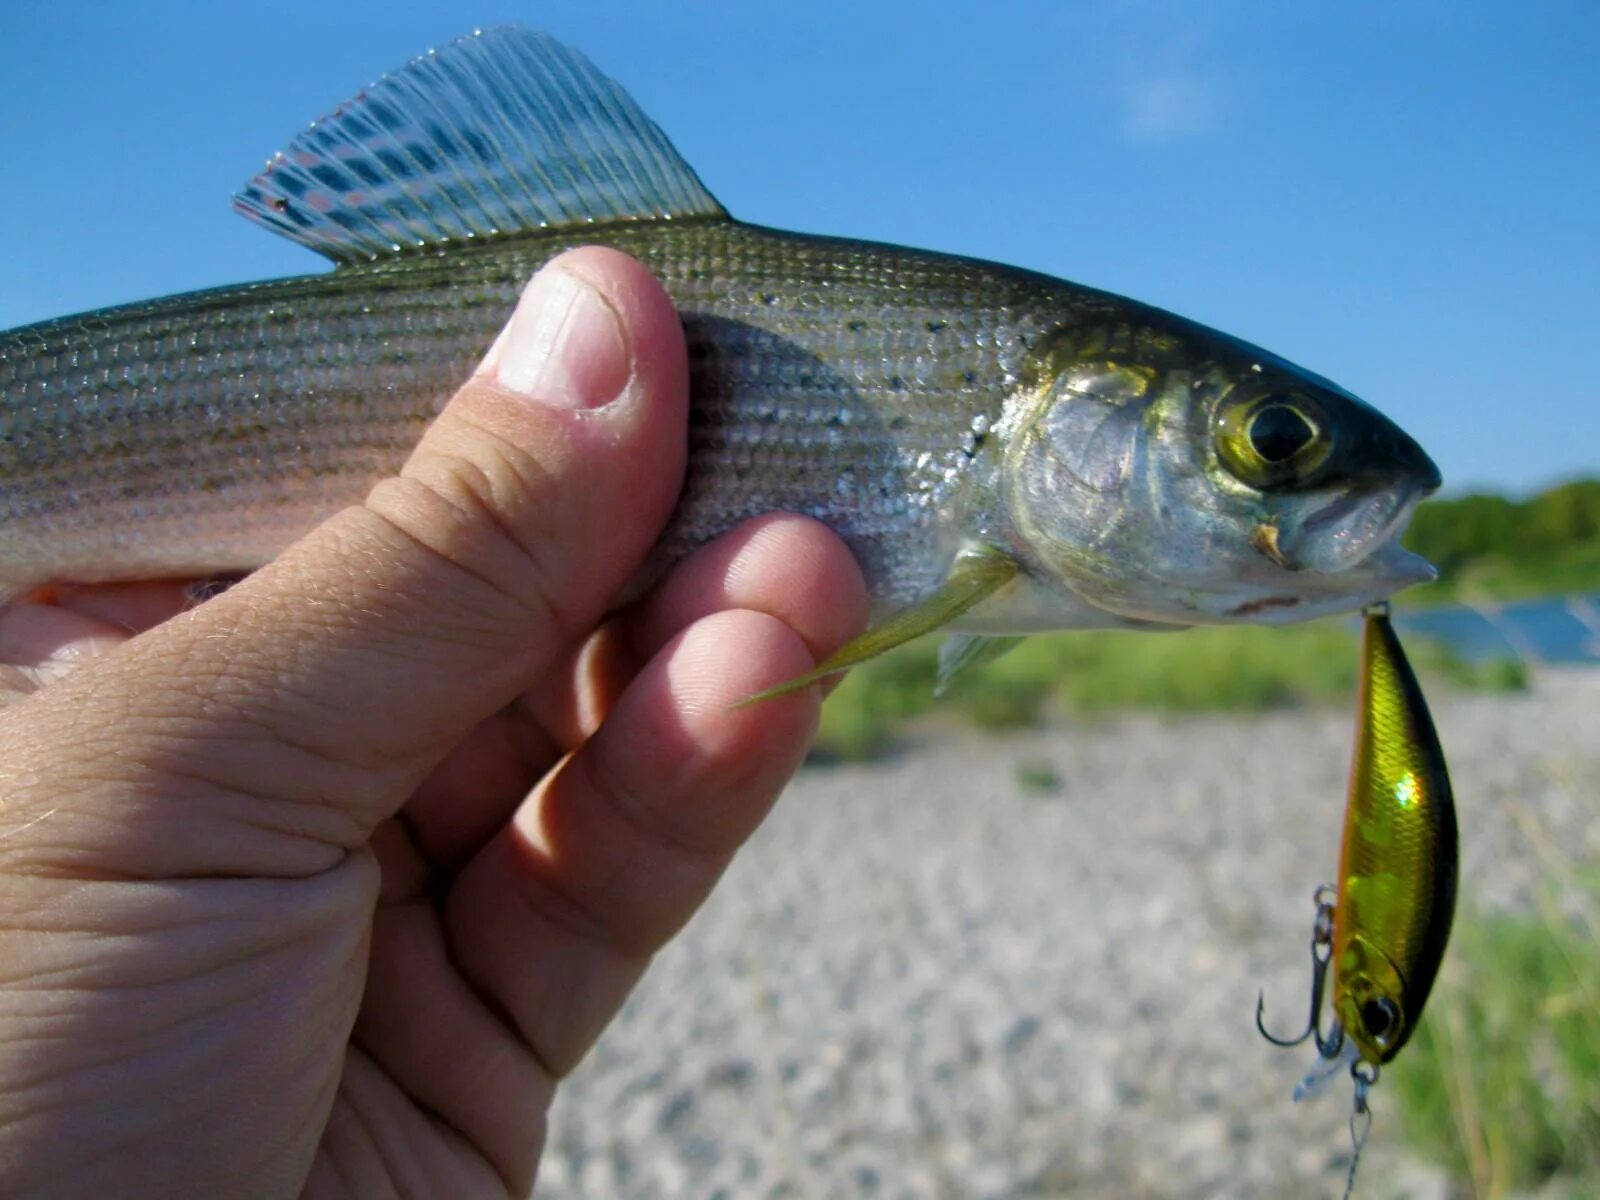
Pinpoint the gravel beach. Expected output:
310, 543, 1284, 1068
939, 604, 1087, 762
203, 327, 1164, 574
537, 668, 1599, 1199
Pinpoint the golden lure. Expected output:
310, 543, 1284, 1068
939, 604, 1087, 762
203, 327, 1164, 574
1257, 605, 1458, 1196
1333, 607, 1459, 1062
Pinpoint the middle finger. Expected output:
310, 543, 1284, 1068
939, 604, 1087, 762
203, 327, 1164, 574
396, 513, 866, 872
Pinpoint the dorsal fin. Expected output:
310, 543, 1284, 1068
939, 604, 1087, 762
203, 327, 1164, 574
232, 27, 726, 264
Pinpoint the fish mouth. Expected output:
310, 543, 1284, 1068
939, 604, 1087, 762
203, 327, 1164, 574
1285, 486, 1429, 576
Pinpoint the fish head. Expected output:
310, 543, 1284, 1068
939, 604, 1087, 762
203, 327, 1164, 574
1001, 315, 1441, 625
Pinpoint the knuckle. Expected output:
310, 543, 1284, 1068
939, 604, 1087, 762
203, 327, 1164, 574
361, 422, 581, 642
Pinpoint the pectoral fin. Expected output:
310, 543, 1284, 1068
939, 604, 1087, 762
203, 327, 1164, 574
739, 549, 1020, 705
935, 634, 1026, 696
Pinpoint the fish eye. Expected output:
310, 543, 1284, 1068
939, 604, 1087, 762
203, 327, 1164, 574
1249, 400, 1317, 463
1214, 390, 1332, 489
1360, 997, 1401, 1046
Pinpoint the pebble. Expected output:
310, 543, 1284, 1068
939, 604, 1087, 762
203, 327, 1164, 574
537, 668, 1599, 1198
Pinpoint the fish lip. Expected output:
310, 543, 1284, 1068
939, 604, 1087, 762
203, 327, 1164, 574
1357, 539, 1438, 588
1289, 486, 1423, 575
1246, 539, 1435, 623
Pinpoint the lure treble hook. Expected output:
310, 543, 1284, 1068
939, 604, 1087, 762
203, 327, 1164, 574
1255, 885, 1344, 1057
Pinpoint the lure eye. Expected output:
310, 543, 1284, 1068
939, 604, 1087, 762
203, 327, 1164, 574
1215, 391, 1332, 489
1360, 997, 1402, 1047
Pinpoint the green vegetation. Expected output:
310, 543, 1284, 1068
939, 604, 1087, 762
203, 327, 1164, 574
1012, 757, 1063, 794
1404, 478, 1600, 603
1390, 814, 1600, 1198
812, 619, 1524, 761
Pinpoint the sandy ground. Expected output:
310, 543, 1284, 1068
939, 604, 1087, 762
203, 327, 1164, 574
534, 668, 1600, 1199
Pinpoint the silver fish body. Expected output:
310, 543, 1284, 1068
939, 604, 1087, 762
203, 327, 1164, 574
0, 28, 1441, 643
1, 221, 1081, 611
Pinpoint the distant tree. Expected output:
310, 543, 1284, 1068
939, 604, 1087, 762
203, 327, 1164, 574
1404, 493, 1519, 570
1522, 480, 1600, 546
1402, 478, 1600, 594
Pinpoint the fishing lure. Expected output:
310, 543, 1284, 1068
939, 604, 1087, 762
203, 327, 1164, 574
1257, 603, 1458, 1198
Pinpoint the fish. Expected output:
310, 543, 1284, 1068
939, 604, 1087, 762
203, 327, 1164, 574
0, 27, 1442, 685
1256, 603, 1459, 1199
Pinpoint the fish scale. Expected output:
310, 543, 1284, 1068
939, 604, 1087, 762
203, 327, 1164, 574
1, 219, 1042, 606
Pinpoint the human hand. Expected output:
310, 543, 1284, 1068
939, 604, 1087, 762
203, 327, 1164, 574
0, 248, 867, 1198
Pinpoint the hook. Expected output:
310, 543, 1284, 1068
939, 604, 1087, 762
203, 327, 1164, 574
1256, 886, 1340, 1053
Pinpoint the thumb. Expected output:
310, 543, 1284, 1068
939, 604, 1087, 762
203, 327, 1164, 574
0, 246, 688, 878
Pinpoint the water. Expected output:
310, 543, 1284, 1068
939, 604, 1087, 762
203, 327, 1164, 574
1394, 593, 1600, 665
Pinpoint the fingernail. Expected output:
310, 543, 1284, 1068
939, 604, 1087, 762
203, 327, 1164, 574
480, 264, 630, 409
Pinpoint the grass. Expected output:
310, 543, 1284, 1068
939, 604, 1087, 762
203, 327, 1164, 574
811, 618, 1527, 761
1011, 757, 1063, 794
1389, 806, 1600, 1198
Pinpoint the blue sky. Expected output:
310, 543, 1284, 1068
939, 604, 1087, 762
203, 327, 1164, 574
2, 1, 1595, 494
